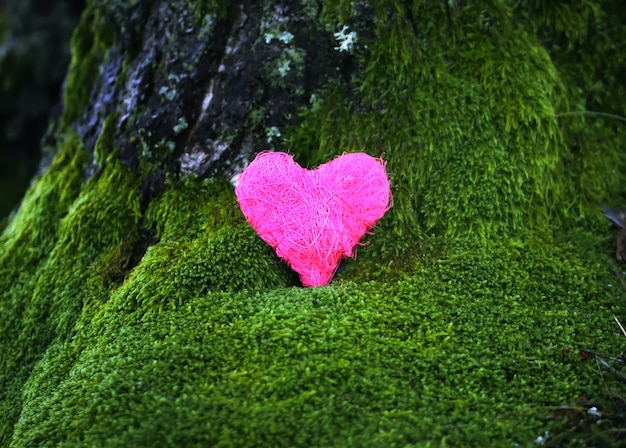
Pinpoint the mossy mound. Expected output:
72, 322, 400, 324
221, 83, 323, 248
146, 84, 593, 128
1, 138, 624, 446
2, 0, 626, 446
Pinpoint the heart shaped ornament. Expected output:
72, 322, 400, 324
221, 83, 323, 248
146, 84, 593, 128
235, 152, 392, 286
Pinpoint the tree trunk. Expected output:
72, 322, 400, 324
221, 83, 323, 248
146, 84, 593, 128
2, 0, 626, 446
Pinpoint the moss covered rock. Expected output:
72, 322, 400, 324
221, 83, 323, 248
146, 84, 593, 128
2, 0, 626, 446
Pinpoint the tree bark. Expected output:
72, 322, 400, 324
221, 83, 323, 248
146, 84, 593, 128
54, 0, 346, 189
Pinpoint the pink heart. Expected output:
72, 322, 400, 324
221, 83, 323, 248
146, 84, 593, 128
235, 152, 392, 286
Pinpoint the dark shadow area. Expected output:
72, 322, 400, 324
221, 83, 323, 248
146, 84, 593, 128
0, 0, 85, 218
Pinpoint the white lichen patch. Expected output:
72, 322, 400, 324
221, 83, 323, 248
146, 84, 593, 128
158, 85, 176, 101
173, 117, 188, 135
309, 93, 322, 111
266, 126, 282, 143
264, 30, 294, 45
277, 59, 291, 77
534, 431, 549, 446
334, 25, 357, 53
587, 406, 602, 417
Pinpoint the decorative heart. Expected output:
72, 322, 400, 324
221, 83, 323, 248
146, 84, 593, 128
235, 152, 392, 287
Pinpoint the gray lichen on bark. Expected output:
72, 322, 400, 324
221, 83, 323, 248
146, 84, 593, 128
61, 0, 345, 189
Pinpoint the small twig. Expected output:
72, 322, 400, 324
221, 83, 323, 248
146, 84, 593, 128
615, 315, 626, 338
580, 349, 626, 383
581, 349, 625, 364
555, 110, 626, 123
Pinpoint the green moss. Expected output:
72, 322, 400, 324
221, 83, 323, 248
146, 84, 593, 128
142, 176, 295, 301
111, 223, 293, 316
0, 134, 87, 444
6, 233, 624, 446
61, 4, 116, 129
1, 162, 292, 445
0, 131, 141, 443
510, 0, 626, 215
93, 113, 120, 168
290, 0, 626, 245
145, 177, 240, 243
290, 1, 575, 241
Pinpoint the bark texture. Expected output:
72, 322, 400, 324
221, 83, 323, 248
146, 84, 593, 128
57, 0, 345, 188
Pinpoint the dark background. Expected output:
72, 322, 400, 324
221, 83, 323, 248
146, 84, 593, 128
0, 0, 84, 219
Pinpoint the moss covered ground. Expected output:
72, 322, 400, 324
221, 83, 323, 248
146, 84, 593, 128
2, 0, 626, 446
